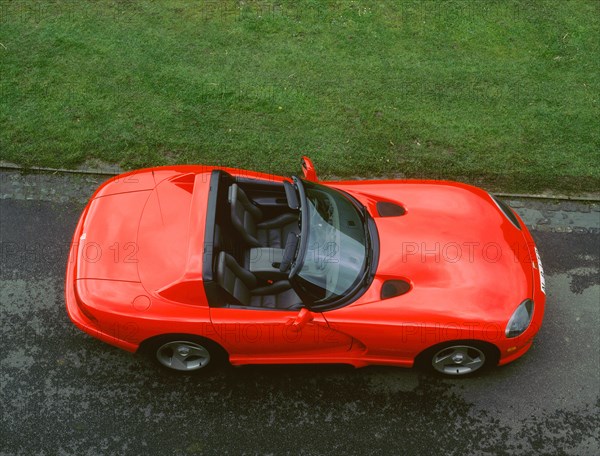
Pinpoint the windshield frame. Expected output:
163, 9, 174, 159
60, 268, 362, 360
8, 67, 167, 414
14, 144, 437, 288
289, 176, 309, 279
289, 177, 379, 311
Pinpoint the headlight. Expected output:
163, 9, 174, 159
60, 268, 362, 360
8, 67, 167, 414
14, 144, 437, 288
490, 194, 521, 230
506, 299, 534, 338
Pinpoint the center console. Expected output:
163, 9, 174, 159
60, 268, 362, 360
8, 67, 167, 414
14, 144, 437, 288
246, 248, 286, 280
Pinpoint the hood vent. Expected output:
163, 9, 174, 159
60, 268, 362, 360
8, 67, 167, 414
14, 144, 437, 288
380, 279, 411, 299
376, 201, 406, 217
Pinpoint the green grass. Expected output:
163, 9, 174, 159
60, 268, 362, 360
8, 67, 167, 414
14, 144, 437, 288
1, 0, 599, 193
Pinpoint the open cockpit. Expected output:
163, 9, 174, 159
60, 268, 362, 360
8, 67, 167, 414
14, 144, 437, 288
202, 169, 376, 312
203, 171, 303, 310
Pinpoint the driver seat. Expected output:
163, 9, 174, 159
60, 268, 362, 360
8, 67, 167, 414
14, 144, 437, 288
216, 252, 302, 310
229, 184, 298, 248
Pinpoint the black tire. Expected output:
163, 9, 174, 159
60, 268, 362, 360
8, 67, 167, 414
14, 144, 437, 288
140, 334, 228, 374
416, 340, 499, 377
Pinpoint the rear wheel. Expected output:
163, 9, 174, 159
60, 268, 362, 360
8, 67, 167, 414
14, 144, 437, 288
142, 335, 227, 374
418, 341, 499, 377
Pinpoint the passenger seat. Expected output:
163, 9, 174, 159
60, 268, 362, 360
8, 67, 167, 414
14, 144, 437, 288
228, 184, 298, 248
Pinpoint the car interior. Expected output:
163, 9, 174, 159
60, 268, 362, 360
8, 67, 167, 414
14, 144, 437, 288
202, 170, 303, 310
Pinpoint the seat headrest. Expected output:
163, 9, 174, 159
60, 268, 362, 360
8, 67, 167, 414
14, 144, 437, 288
216, 251, 258, 289
228, 183, 262, 219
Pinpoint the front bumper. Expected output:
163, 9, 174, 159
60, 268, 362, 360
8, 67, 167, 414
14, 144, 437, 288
496, 218, 546, 366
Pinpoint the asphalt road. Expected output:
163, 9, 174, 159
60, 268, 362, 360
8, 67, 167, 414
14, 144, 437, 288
1, 171, 599, 456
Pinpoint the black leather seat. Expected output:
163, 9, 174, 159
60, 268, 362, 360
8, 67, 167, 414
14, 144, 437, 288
228, 184, 298, 248
216, 252, 302, 310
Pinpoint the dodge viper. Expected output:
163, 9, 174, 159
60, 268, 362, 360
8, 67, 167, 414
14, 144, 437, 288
65, 157, 546, 376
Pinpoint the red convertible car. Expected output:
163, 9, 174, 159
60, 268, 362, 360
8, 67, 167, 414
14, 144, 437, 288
65, 157, 546, 376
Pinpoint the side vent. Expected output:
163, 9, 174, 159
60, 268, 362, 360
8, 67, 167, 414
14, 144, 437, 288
169, 173, 195, 193
376, 201, 406, 217
380, 279, 411, 299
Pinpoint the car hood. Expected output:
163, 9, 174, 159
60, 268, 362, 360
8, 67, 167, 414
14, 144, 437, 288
333, 180, 534, 323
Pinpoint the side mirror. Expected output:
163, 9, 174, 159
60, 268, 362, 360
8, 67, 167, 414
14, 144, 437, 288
286, 308, 314, 328
301, 156, 318, 182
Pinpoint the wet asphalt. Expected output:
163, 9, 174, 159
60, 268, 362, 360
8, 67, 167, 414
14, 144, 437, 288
0, 171, 598, 456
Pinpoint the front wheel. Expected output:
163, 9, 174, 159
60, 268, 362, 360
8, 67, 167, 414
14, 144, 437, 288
143, 335, 227, 373
418, 341, 499, 377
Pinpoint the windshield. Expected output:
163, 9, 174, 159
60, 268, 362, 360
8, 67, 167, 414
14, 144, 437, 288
293, 179, 368, 304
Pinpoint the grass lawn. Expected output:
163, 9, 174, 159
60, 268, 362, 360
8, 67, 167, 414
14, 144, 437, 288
1, 0, 598, 193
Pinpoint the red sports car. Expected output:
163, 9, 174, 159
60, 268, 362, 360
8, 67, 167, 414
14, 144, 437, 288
65, 157, 546, 376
